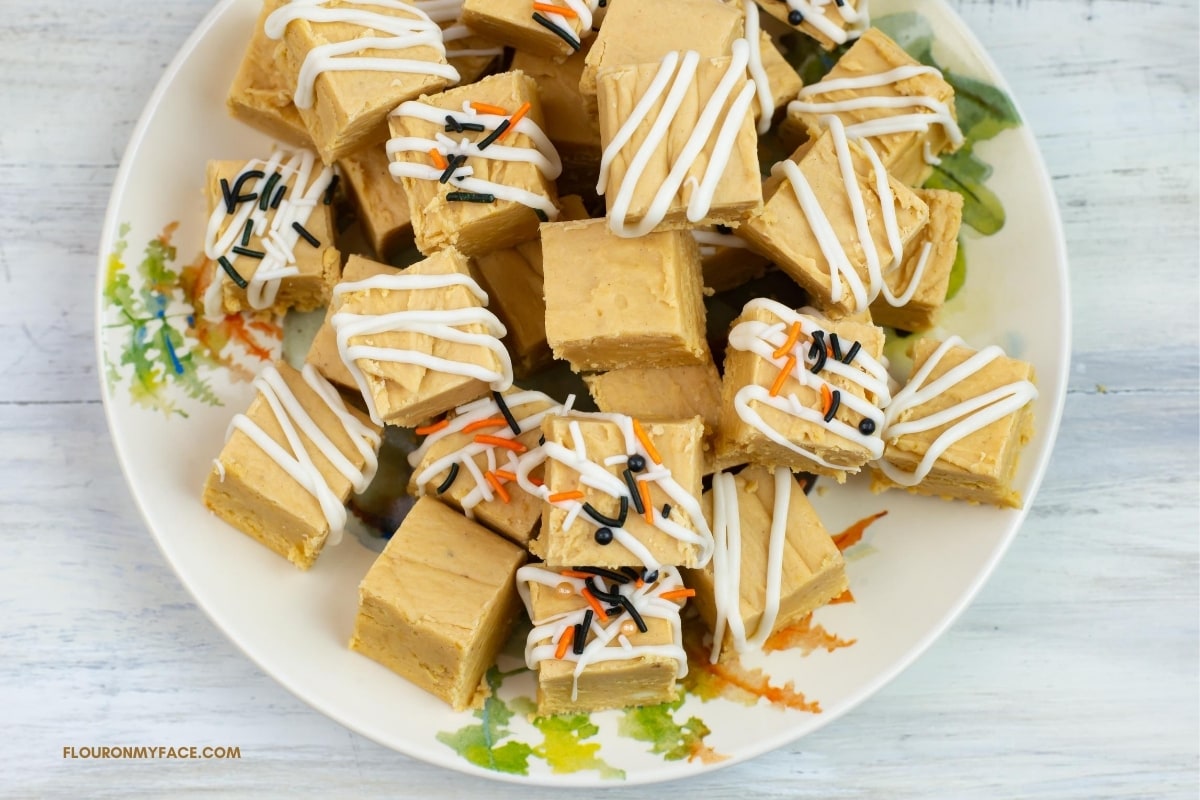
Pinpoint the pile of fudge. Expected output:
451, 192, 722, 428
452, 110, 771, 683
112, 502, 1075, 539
200, 0, 1038, 715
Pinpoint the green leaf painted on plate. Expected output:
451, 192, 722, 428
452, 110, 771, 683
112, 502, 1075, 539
948, 70, 1021, 143
617, 697, 724, 764
530, 713, 625, 779
945, 237, 968, 301
435, 667, 534, 775
925, 149, 1006, 235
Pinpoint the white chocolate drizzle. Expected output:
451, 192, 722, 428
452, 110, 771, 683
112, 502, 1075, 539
876, 336, 1037, 486
330, 271, 514, 425
780, 0, 870, 46
596, 39, 758, 237
221, 363, 381, 545
203, 148, 334, 321
743, 1, 774, 135
264, 0, 459, 110
692, 228, 750, 258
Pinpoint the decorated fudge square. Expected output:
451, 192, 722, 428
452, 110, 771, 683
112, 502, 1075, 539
692, 227, 771, 293
541, 218, 709, 372
872, 337, 1038, 508
687, 465, 847, 657
716, 299, 889, 481
739, 128, 929, 318
584, 360, 723, 473
202, 360, 382, 570
203, 152, 340, 317
350, 496, 526, 710
869, 189, 963, 332
407, 388, 563, 547
226, 0, 313, 147
784, 28, 960, 186
753, 0, 869, 51
461, 0, 598, 60
528, 413, 710, 569
596, 49, 762, 235
337, 144, 414, 261
387, 70, 561, 257
518, 564, 689, 715
329, 249, 513, 427
266, 0, 458, 163
473, 195, 590, 377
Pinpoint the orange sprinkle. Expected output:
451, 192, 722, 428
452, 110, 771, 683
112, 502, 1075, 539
532, 1, 578, 17
639, 481, 654, 525
631, 418, 662, 465
474, 434, 527, 453
772, 321, 803, 359
485, 471, 510, 503
414, 419, 449, 436
470, 101, 508, 116
635, 578, 645, 588
493, 469, 517, 482
428, 148, 448, 170
659, 588, 696, 601
769, 355, 796, 397
820, 383, 833, 416
529, 476, 545, 487
496, 101, 532, 141
580, 588, 609, 622
559, 569, 593, 580
462, 417, 507, 433
554, 625, 575, 659
548, 490, 584, 503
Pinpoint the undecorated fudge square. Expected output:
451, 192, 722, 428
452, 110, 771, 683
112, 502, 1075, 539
754, 0, 867, 51
532, 414, 706, 568
686, 465, 847, 654
869, 188, 963, 332
541, 218, 709, 372
337, 143, 414, 261
203, 360, 382, 570
597, 54, 762, 233
350, 497, 526, 710
270, 0, 455, 163
784, 28, 958, 186
461, 0, 591, 60
872, 338, 1037, 508
329, 249, 509, 426
716, 304, 887, 480
739, 133, 928, 317
205, 158, 340, 316
226, 0, 313, 147
388, 70, 559, 257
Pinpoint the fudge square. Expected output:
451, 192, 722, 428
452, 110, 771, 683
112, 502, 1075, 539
329, 249, 513, 427
715, 299, 889, 481
350, 496, 526, 711
388, 70, 561, 257
785, 28, 960, 187
337, 143, 413, 261
203, 152, 340, 317
541, 218, 709, 372
869, 188, 963, 332
461, 0, 598, 60
754, 0, 869, 52
203, 360, 382, 570
406, 388, 562, 547
265, 0, 458, 163
739, 128, 929, 317
528, 413, 710, 569
517, 564, 689, 715
873, 337, 1038, 508
596, 47, 762, 235
226, 0, 312, 148
306, 253, 396, 392
687, 465, 847, 658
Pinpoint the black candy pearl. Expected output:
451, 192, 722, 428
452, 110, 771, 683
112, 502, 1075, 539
858, 418, 877, 435
788, 9, 804, 25
627, 454, 646, 472
594, 527, 614, 545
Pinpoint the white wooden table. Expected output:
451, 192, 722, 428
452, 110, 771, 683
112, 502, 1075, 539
2, 1, 1196, 797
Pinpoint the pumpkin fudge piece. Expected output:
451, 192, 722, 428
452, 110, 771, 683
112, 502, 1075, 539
869, 189, 963, 332
329, 249, 514, 426
407, 388, 563, 547
692, 227, 771, 293
517, 564, 689, 715
388, 70, 562, 257
739, 124, 929, 317
521, 412, 712, 569
350, 496, 526, 710
203, 361, 382, 570
872, 337, 1038, 508
784, 28, 961, 186
265, 0, 458, 163
226, 0, 312, 147
473, 195, 590, 377
584, 360, 723, 473
337, 144, 414, 261
753, 0, 869, 51
201, 149, 340, 318
461, 0, 600, 61
687, 465, 847, 660
716, 299, 890, 481
542, 218, 709, 372
596, 45, 762, 235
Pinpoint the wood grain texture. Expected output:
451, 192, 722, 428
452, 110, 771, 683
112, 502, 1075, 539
1, 0, 1196, 797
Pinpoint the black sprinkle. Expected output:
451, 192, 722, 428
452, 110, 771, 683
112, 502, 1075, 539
594, 527, 614, 545
234, 193, 257, 206
220, 178, 234, 214
444, 114, 463, 133
439, 154, 466, 184
661, 503, 671, 519
842, 341, 861, 365
824, 389, 842, 423
807, 330, 826, 361
229, 170, 265, 206
260, 173, 281, 211
810, 342, 828, 374
271, 184, 287, 209
618, 596, 648, 633
231, 246, 265, 259
530, 12, 581, 51
575, 566, 629, 584
623, 469, 644, 514
788, 9, 804, 25
581, 608, 594, 634
436, 462, 460, 494
292, 221, 320, 248
829, 332, 843, 361
323, 174, 339, 205
446, 191, 496, 203
583, 497, 628, 529
572, 623, 585, 654
605, 605, 623, 616
461, 122, 485, 132
476, 119, 510, 150
493, 391, 522, 435
535, 208, 549, 223
620, 567, 641, 580
858, 418, 876, 436
240, 219, 254, 247
585, 577, 623, 603
217, 256, 247, 289
627, 454, 646, 472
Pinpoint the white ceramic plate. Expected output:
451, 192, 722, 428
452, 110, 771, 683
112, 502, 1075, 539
96, 0, 1069, 786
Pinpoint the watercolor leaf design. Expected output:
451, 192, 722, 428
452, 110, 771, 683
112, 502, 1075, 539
530, 713, 626, 779
435, 667, 534, 775
618, 696, 725, 764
